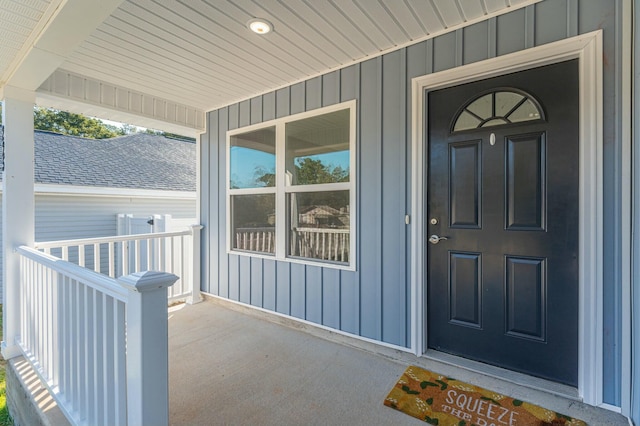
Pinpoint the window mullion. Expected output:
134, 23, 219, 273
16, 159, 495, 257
275, 121, 287, 259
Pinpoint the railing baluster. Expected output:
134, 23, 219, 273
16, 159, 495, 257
78, 245, 85, 268
94, 243, 100, 273
135, 239, 141, 272
103, 295, 113, 425
73, 279, 81, 416
115, 298, 126, 425
93, 290, 104, 424
321, 232, 326, 260
108, 242, 115, 278
122, 242, 129, 276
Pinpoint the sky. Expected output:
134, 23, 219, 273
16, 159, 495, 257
230, 147, 349, 188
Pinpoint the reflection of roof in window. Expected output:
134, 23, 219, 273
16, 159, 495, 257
452, 89, 544, 132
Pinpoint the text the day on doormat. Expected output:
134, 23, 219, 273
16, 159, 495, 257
384, 366, 586, 426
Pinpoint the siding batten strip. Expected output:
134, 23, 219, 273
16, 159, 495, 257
455, 29, 463, 67
488, 17, 497, 58
567, 0, 578, 38
524, 5, 535, 49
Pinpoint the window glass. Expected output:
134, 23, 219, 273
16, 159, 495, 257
230, 127, 275, 189
452, 90, 543, 132
285, 109, 350, 185
508, 99, 542, 123
287, 191, 350, 264
466, 93, 492, 118
495, 92, 524, 117
453, 110, 481, 132
231, 194, 275, 254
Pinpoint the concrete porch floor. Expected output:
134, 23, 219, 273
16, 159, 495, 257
168, 297, 630, 426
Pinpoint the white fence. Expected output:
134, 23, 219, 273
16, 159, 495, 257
17, 246, 177, 425
34, 225, 203, 304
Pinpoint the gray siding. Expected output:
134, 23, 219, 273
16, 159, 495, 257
201, 0, 625, 406
34, 194, 196, 241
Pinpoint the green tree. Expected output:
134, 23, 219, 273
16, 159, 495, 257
33, 107, 123, 139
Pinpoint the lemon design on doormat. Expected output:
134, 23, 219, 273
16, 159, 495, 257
384, 366, 586, 426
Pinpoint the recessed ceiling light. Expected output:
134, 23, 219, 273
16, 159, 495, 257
247, 18, 273, 35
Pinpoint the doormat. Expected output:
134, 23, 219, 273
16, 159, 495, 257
384, 366, 586, 425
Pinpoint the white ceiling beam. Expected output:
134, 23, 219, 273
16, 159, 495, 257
1, 0, 125, 95
36, 69, 205, 137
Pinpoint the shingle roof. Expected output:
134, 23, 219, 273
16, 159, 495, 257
0, 127, 196, 192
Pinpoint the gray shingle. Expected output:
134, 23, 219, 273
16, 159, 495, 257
0, 127, 196, 192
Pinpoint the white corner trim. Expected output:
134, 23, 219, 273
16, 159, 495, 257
28, 184, 196, 199
411, 31, 604, 406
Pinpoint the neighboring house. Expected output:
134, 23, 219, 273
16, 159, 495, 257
0, 128, 197, 298
1, 1, 640, 425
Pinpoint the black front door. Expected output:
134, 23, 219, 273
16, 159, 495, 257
427, 60, 579, 386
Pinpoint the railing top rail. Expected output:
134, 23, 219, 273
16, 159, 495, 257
294, 227, 349, 233
235, 227, 276, 232
34, 227, 199, 249
17, 246, 128, 301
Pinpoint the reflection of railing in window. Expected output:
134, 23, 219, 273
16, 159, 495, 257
291, 227, 349, 263
234, 226, 350, 264
235, 227, 275, 253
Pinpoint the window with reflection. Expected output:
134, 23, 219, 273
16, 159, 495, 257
227, 102, 355, 268
228, 126, 276, 255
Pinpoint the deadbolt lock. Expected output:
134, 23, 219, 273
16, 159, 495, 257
430, 218, 438, 225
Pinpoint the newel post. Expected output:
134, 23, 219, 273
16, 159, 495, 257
118, 271, 178, 426
188, 224, 204, 304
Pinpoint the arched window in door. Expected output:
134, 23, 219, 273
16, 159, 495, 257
451, 89, 545, 132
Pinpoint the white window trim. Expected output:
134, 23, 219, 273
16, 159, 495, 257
226, 100, 357, 271
410, 31, 604, 406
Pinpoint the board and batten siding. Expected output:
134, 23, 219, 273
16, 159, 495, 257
0, 192, 196, 300
201, 0, 625, 406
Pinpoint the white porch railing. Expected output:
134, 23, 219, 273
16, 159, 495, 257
33, 224, 203, 304
17, 246, 177, 425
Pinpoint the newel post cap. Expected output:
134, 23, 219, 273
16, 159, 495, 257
118, 271, 179, 293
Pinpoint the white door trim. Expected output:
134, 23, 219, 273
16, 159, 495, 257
410, 31, 603, 406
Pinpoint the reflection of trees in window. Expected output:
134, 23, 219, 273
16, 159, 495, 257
294, 158, 348, 185
252, 166, 276, 187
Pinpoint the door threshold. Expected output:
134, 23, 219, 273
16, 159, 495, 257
422, 349, 580, 401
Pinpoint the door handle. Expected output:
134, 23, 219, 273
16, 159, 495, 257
428, 234, 449, 245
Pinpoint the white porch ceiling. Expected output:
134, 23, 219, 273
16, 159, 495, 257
1, 0, 539, 133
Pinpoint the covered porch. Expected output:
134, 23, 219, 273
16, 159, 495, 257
8, 296, 630, 425
2, 0, 639, 424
